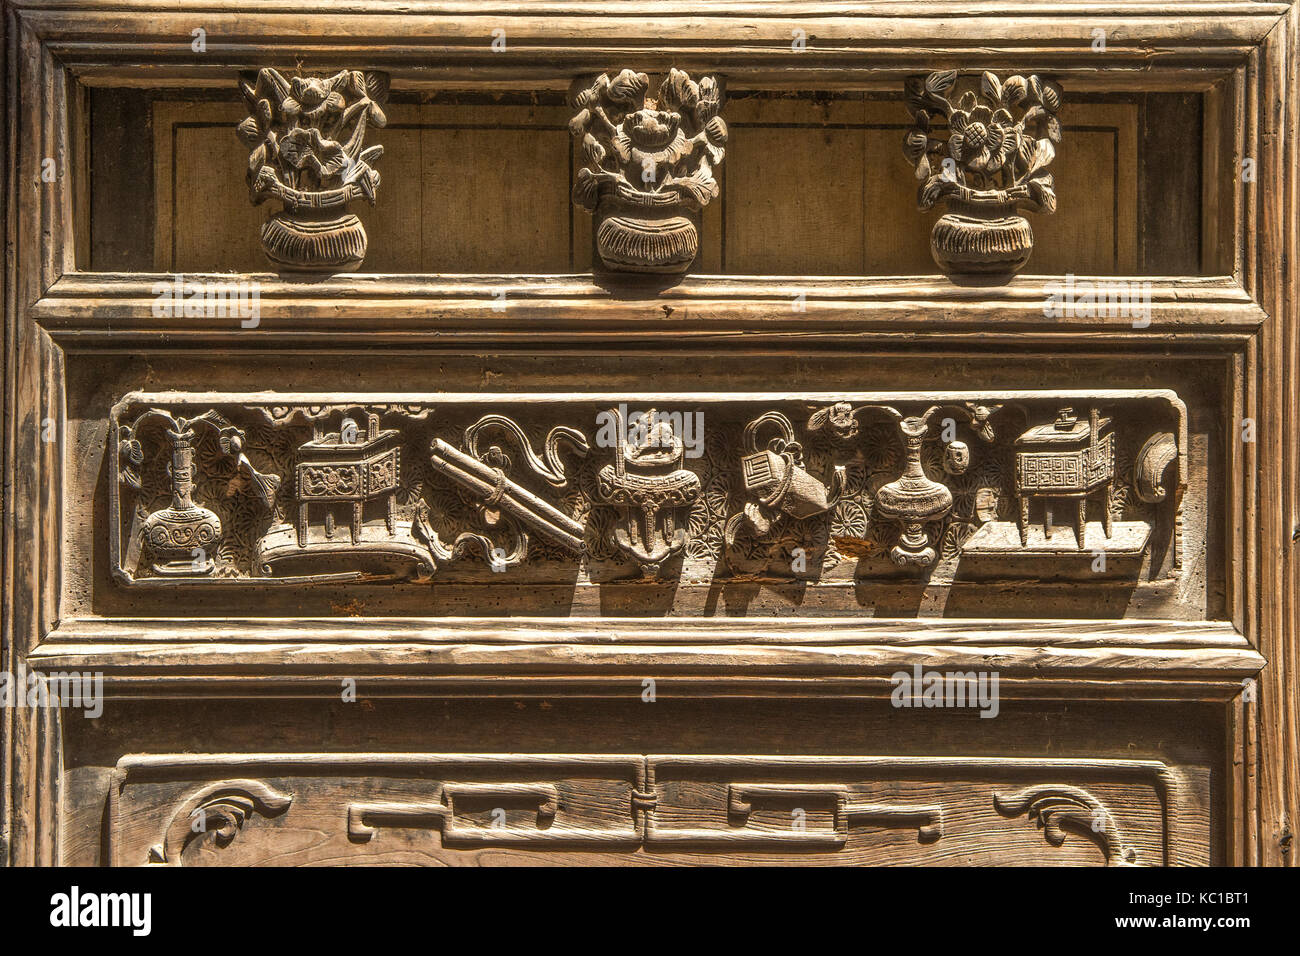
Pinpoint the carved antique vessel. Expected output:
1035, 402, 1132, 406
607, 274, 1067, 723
116, 408, 280, 576
1013, 407, 1114, 549
596, 407, 702, 575
570, 69, 727, 274
903, 71, 1061, 277
238, 68, 389, 271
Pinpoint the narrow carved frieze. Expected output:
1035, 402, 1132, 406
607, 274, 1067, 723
904, 71, 1061, 277
108, 391, 1187, 595
238, 68, 389, 272
570, 69, 727, 274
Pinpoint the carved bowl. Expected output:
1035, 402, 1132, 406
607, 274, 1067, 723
594, 187, 698, 274
930, 199, 1034, 277
261, 212, 368, 273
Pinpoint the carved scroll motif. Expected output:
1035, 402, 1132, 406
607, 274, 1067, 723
146, 780, 293, 866
570, 69, 727, 274
238, 68, 389, 272
903, 70, 1061, 277
994, 784, 1140, 866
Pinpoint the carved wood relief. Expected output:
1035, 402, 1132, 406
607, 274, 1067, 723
569, 69, 727, 274
904, 71, 1060, 277
108, 754, 1203, 867
238, 69, 390, 272
9, 0, 1297, 874
107, 390, 1190, 613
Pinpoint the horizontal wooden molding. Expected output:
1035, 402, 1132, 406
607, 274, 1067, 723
30, 618, 1264, 695
33, 274, 1265, 347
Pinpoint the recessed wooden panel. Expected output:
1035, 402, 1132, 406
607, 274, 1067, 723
153, 101, 575, 273
722, 96, 1138, 275
106, 752, 1205, 866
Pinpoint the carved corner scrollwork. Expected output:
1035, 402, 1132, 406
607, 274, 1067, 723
903, 70, 1061, 278
146, 780, 293, 866
238, 68, 390, 272
570, 69, 727, 275
994, 784, 1140, 866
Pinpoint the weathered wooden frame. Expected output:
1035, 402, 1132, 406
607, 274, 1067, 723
2, 1, 1295, 866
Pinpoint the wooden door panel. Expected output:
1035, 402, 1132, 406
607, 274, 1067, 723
7, 2, 1295, 871
61, 698, 1220, 867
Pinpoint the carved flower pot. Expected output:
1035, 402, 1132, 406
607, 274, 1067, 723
239, 69, 388, 273
903, 70, 1061, 281
260, 210, 368, 273
570, 69, 726, 278
594, 182, 698, 274
930, 198, 1034, 276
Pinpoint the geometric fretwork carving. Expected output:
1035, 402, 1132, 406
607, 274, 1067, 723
108, 755, 1193, 866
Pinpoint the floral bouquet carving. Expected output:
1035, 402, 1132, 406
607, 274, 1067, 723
238, 68, 389, 272
570, 69, 727, 274
903, 71, 1061, 277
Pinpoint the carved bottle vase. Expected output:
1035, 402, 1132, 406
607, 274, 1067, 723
261, 208, 368, 273
594, 183, 699, 274
141, 427, 221, 576
930, 198, 1034, 276
873, 419, 952, 567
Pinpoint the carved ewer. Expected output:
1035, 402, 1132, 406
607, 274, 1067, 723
570, 69, 727, 274
597, 408, 702, 576
118, 410, 281, 576
730, 411, 845, 544
238, 69, 389, 272
873, 418, 956, 566
903, 71, 1061, 277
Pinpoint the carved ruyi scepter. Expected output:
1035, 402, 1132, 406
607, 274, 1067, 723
118, 410, 281, 576
570, 69, 727, 274
809, 401, 998, 567
903, 71, 1061, 277
418, 416, 589, 570
238, 68, 389, 272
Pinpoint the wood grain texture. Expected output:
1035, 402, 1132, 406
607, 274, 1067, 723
4, 1, 1298, 869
